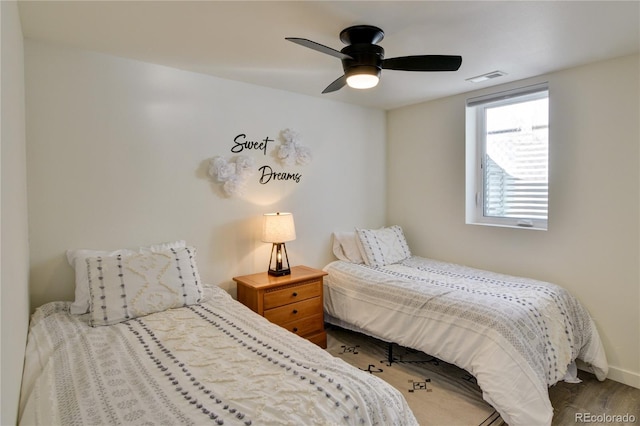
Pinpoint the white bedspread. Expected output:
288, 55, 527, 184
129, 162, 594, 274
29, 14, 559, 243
323, 257, 608, 426
19, 286, 417, 426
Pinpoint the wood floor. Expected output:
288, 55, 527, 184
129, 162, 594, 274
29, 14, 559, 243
549, 372, 639, 425
327, 325, 639, 425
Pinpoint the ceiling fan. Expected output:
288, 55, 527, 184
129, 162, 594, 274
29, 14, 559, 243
286, 25, 462, 93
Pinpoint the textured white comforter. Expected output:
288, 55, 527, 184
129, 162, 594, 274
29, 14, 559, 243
19, 286, 417, 426
323, 257, 608, 426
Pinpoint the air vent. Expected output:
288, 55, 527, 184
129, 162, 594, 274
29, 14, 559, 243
466, 70, 507, 83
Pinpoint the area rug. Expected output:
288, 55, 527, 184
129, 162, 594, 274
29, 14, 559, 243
326, 326, 505, 426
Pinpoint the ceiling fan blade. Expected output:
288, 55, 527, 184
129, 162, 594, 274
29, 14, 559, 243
322, 75, 348, 94
285, 37, 352, 60
382, 55, 462, 71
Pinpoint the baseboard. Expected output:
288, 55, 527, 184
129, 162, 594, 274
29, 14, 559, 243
606, 366, 640, 389
577, 361, 640, 389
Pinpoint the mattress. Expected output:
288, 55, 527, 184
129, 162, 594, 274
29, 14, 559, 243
323, 256, 609, 426
19, 285, 417, 425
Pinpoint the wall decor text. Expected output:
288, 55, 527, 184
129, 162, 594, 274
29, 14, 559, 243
231, 134, 274, 156
258, 165, 302, 184
207, 129, 311, 197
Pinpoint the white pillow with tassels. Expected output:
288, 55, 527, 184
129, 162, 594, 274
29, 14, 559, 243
85, 246, 203, 326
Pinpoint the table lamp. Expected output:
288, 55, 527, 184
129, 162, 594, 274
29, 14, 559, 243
261, 212, 296, 276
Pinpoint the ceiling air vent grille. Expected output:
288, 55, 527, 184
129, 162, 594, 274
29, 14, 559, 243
466, 70, 507, 83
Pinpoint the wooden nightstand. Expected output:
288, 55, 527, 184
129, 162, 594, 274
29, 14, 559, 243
234, 265, 328, 348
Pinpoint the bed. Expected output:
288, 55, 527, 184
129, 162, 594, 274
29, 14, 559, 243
19, 242, 417, 425
325, 227, 609, 426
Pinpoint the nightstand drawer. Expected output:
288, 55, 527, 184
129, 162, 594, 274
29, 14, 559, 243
263, 280, 321, 309
279, 313, 324, 337
264, 297, 322, 324
233, 266, 328, 348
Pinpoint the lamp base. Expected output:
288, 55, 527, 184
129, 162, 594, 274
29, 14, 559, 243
268, 267, 291, 277
267, 242, 291, 277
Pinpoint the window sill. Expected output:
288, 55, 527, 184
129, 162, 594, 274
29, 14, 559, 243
466, 219, 548, 231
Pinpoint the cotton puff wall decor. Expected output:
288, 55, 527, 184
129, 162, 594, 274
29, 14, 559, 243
278, 129, 312, 167
208, 155, 255, 197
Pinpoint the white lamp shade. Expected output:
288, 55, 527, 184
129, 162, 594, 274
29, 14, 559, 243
261, 212, 296, 243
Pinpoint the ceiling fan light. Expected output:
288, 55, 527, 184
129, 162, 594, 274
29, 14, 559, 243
347, 74, 379, 89
346, 66, 380, 89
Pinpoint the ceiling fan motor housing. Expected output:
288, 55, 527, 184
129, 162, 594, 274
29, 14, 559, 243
339, 25, 385, 45
341, 44, 384, 78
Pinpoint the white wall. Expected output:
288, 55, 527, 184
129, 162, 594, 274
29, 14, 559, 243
24, 40, 386, 312
1, 1, 30, 424
387, 54, 640, 388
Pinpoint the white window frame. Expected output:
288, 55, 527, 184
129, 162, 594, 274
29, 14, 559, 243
465, 82, 549, 231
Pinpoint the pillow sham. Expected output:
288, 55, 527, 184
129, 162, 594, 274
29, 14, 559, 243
86, 246, 202, 326
67, 240, 186, 314
332, 231, 364, 263
355, 225, 412, 268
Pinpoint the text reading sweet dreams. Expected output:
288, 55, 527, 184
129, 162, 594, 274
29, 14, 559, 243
231, 134, 273, 156
230, 134, 302, 184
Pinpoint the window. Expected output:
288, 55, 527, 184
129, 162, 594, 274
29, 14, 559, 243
465, 83, 549, 230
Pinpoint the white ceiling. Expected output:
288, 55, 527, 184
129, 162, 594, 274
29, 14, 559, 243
17, 1, 640, 110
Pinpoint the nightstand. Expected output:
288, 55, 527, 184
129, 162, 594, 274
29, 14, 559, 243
234, 265, 328, 348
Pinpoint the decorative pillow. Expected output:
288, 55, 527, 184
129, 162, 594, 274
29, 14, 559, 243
67, 240, 186, 314
85, 246, 202, 326
355, 225, 412, 268
332, 232, 364, 263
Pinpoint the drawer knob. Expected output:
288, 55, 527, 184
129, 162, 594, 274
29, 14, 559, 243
292, 309, 298, 314
292, 292, 298, 297
293, 327, 298, 332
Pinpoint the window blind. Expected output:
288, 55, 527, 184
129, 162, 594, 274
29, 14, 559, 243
483, 121, 548, 220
